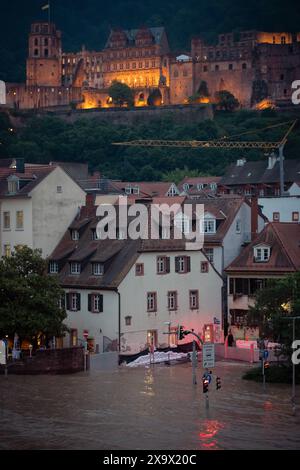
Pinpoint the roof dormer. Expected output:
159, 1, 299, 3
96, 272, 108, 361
7, 175, 19, 195
253, 243, 271, 262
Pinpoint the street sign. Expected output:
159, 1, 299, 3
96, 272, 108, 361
213, 317, 221, 325
203, 343, 215, 368
0, 340, 6, 365
264, 350, 269, 359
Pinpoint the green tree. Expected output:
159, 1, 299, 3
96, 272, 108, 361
248, 273, 300, 360
0, 247, 67, 346
108, 80, 134, 107
215, 90, 240, 111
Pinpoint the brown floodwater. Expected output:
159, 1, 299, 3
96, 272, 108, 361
0, 361, 299, 450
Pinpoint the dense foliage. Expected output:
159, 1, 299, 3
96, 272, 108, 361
1, 108, 299, 181
248, 272, 300, 359
0, 247, 67, 344
1, 0, 300, 82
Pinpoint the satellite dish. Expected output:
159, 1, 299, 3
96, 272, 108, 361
0, 80, 6, 105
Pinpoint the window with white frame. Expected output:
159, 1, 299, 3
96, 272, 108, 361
254, 246, 271, 262
71, 230, 79, 241
174, 212, 190, 234
70, 262, 81, 274
210, 182, 217, 190
49, 261, 59, 274
236, 219, 242, 234
189, 290, 199, 309
93, 294, 103, 313
70, 293, 80, 311
157, 256, 169, 274
7, 177, 19, 194
167, 185, 178, 197
147, 292, 157, 312
3, 211, 10, 230
177, 256, 186, 273
16, 211, 24, 230
167, 291, 177, 310
92, 263, 104, 276
183, 183, 190, 192
201, 217, 216, 234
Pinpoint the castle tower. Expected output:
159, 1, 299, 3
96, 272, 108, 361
26, 22, 62, 87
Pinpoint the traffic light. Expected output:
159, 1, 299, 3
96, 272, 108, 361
202, 377, 209, 394
177, 325, 186, 341
264, 361, 270, 370
216, 377, 221, 391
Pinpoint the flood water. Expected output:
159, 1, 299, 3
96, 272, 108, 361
0, 361, 299, 450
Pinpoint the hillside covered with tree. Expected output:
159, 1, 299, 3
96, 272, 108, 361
1, 109, 299, 181
1, 0, 300, 82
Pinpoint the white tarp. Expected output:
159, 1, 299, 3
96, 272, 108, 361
0, 340, 6, 365
0, 81, 6, 105
126, 351, 187, 367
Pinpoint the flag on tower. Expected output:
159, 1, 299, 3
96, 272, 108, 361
42, 3, 50, 10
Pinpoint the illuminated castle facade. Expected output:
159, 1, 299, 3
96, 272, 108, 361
5, 22, 300, 110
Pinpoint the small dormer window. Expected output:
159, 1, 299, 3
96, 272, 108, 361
197, 183, 204, 191
92, 263, 104, 276
210, 183, 217, 190
201, 216, 216, 234
70, 262, 81, 275
49, 261, 59, 274
71, 230, 79, 241
254, 246, 270, 262
7, 176, 19, 194
183, 183, 190, 192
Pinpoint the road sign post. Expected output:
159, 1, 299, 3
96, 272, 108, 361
202, 343, 215, 369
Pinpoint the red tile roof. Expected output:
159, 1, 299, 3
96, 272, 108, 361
225, 222, 300, 274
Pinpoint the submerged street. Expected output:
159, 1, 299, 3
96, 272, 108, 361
0, 361, 299, 450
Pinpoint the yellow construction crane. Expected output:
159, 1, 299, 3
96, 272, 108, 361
113, 119, 298, 196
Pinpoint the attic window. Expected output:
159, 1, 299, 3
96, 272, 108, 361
254, 246, 270, 262
70, 262, 81, 275
183, 183, 190, 192
201, 217, 216, 234
92, 263, 104, 276
7, 177, 19, 194
49, 261, 59, 274
71, 230, 80, 241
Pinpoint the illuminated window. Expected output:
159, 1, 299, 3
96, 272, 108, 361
3, 211, 10, 229
70, 329, 78, 347
4, 244, 11, 257
16, 211, 24, 230
189, 290, 199, 309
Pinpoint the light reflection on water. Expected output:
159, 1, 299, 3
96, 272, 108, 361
0, 361, 299, 450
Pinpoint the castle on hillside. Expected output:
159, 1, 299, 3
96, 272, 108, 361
5, 22, 300, 110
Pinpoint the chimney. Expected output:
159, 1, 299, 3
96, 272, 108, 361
16, 158, 25, 173
251, 196, 258, 241
85, 193, 95, 217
